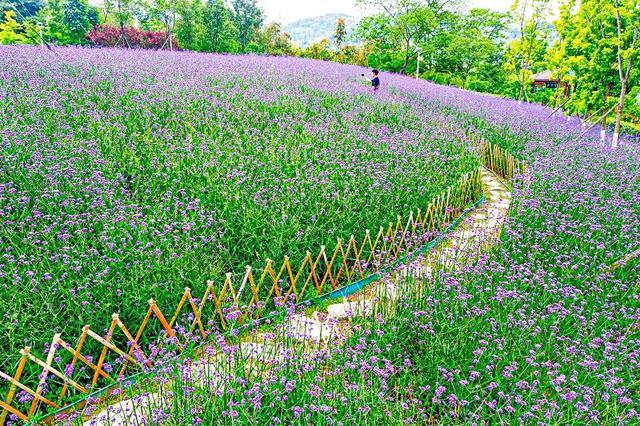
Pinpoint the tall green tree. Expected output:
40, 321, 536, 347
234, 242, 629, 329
355, 0, 507, 90
355, 13, 402, 70
202, 0, 237, 52
611, 0, 639, 148
87, 6, 99, 26
432, 9, 508, 90
356, 0, 439, 74
62, 0, 91, 44
553, 0, 639, 145
551, 0, 619, 141
230, 0, 262, 52
39, 0, 67, 43
249, 21, 293, 55
355, 0, 468, 75
505, 0, 552, 102
175, 0, 204, 51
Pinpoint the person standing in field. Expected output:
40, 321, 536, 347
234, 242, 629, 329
362, 69, 380, 91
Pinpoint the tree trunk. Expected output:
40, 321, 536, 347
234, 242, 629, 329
601, 83, 610, 144
612, 80, 626, 149
518, 69, 526, 102
400, 39, 410, 75
119, 21, 129, 48
612, 1, 637, 149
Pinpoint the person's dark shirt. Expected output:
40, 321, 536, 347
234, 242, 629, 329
372, 76, 380, 89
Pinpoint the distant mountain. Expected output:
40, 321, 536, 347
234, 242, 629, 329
284, 13, 360, 47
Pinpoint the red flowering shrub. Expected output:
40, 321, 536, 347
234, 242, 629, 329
87, 25, 179, 50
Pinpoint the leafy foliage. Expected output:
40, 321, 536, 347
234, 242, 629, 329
62, 0, 91, 44
230, 0, 262, 51
355, 1, 510, 93
0, 0, 44, 22
549, 0, 640, 138
0, 10, 27, 44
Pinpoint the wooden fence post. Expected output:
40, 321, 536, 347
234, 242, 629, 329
0, 352, 28, 425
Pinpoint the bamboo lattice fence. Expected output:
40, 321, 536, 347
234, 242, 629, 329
0, 140, 520, 425
478, 139, 527, 180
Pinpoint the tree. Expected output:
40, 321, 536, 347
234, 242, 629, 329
303, 38, 332, 60
62, 0, 91, 44
333, 17, 347, 47
332, 43, 368, 65
174, 0, 204, 51
0, 0, 47, 45
230, 0, 262, 52
149, 0, 178, 49
506, 0, 552, 102
428, 9, 508, 89
87, 6, 99, 26
355, 0, 461, 75
355, 1, 507, 90
0, 0, 44, 22
611, 0, 639, 148
103, 0, 140, 47
355, 14, 402, 70
249, 21, 294, 55
552, 0, 619, 142
202, 0, 237, 52
554, 0, 639, 146
41, 0, 68, 43
0, 10, 26, 43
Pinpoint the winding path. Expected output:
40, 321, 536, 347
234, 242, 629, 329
82, 167, 511, 426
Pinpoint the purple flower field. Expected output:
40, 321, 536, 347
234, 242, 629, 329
153, 77, 638, 424
0, 47, 479, 361
1, 46, 640, 425
91, 70, 639, 424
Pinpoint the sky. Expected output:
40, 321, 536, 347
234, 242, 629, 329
259, 0, 515, 24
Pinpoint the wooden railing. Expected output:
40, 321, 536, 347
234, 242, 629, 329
0, 168, 486, 425
479, 139, 527, 180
